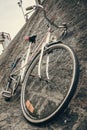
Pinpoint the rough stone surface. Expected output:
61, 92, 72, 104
0, 0, 87, 129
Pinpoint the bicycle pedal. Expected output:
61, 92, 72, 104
2, 90, 12, 98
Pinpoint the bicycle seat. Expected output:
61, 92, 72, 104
25, 35, 37, 43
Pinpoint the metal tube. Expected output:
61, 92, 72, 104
17, 0, 26, 21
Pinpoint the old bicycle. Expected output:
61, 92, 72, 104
2, 3, 79, 124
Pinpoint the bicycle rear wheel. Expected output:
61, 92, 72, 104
21, 42, 79, 124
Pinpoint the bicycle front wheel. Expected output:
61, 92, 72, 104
21, 42, 79, 124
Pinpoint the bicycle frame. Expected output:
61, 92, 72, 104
10, 25, 53, 82
10, 4, 67, 82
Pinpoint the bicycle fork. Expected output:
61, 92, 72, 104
20, 42, 31, 82
38, 29, 51, 79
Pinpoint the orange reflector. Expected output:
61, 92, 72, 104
26, 100, 34, 113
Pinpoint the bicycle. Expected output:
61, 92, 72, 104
2, 3, 79, 124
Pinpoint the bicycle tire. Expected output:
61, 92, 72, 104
21, 41, 79, 124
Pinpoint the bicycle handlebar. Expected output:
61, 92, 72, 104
26, 4, 56, 27
26, 4, 67, 31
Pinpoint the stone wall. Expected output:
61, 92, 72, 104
0, 0, 87, 129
